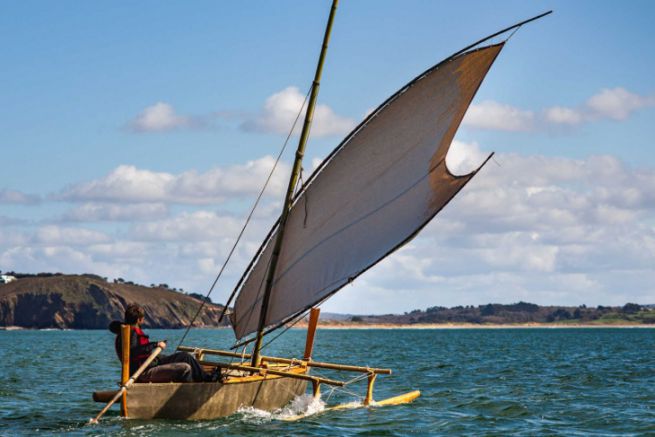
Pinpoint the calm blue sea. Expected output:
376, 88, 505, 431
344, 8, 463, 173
0, 328, 653, 436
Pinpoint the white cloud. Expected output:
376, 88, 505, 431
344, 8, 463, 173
475, 233, 559, 272
63, 203, 168, 222
87, 241, 151, 258
32, 225, 111, 245
60, 165, 173, 202
464, 88, 654, 132
197, 257, 218, 275
545, 88, 655, 126
310, 157, 324, 172
57, 156, 289, 205
130, 210, 244, 242
445, 140, 489, 175
544, 106, 585, 125
0, 245, 122, 278
462, 100, 535, 131
129, 102, 195, 132
0, 189, 40, 204
242, 86, 356, 137
586, 87, 655, 120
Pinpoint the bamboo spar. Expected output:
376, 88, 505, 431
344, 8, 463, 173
251, 0, 339, 367
120, 324, 130, 417
303, 308, 320, 360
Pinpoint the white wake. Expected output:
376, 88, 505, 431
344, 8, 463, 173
236, 394, 326, 422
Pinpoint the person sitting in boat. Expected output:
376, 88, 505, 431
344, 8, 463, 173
109, 304, 219, 383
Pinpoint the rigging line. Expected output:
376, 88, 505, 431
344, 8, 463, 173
311, 368, 370, 390
343, 372, 370, 386
326, 386, 338, 402
176, 87, 312, 350
230, 299, 314, 350
217, 86, 313, 325
449, 11, 551, 60
218, 86, 312, 321
260, 306, 307, 352
333, 386, 363, 400
314, 372, 362, 401
231, 282, 338, 349
504, 24, 522, 43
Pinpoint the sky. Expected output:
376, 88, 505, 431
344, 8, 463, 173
1, 0, 654, 314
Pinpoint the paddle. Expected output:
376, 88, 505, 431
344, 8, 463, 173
89, 345, 163, 424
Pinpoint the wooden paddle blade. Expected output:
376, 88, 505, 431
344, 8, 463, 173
373, 390, 421, 406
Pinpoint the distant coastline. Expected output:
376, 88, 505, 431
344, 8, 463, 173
1, 273, 654, 330
3, 323, 654, 331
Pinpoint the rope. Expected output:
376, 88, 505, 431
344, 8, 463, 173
343, 372, 371, 386
504, 24, 522, 43
309, 367, 372, 404
176, 86, 312, 350
216, 86, 313, 325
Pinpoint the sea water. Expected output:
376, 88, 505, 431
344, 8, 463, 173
0, 328, 653, 436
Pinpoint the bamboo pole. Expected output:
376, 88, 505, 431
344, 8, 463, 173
178, 346, 392, 374
364, 373, 377, 405
251, 0, 339, 368
300, 359, 391, 375
120, 324, 130, 417
89, 346, 163, 424
198, 360, 345, 387
303, 308, 320, 360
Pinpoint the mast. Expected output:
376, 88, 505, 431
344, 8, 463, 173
251, 0, 339, 367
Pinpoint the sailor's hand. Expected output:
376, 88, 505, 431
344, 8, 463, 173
158, 341, 167, 349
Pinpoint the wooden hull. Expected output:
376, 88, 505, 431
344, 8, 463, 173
94, 374, 307, 420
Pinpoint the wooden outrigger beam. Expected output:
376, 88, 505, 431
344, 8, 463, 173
179, 346, 392, 375
298, 359, 391, 375
198, 360, 345, 387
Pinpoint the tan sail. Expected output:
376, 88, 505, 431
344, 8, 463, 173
232, 43, 504, 339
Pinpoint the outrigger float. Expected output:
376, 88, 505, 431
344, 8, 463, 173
91, 0, 550, 423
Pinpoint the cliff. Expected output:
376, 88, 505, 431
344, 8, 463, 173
0, 275, 228, 329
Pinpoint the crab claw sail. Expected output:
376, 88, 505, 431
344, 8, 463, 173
231, 42, 504, 340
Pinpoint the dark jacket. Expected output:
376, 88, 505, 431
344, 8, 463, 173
109, 321, 159, 374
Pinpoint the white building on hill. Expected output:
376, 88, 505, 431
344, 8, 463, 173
0, 275, 17, 284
